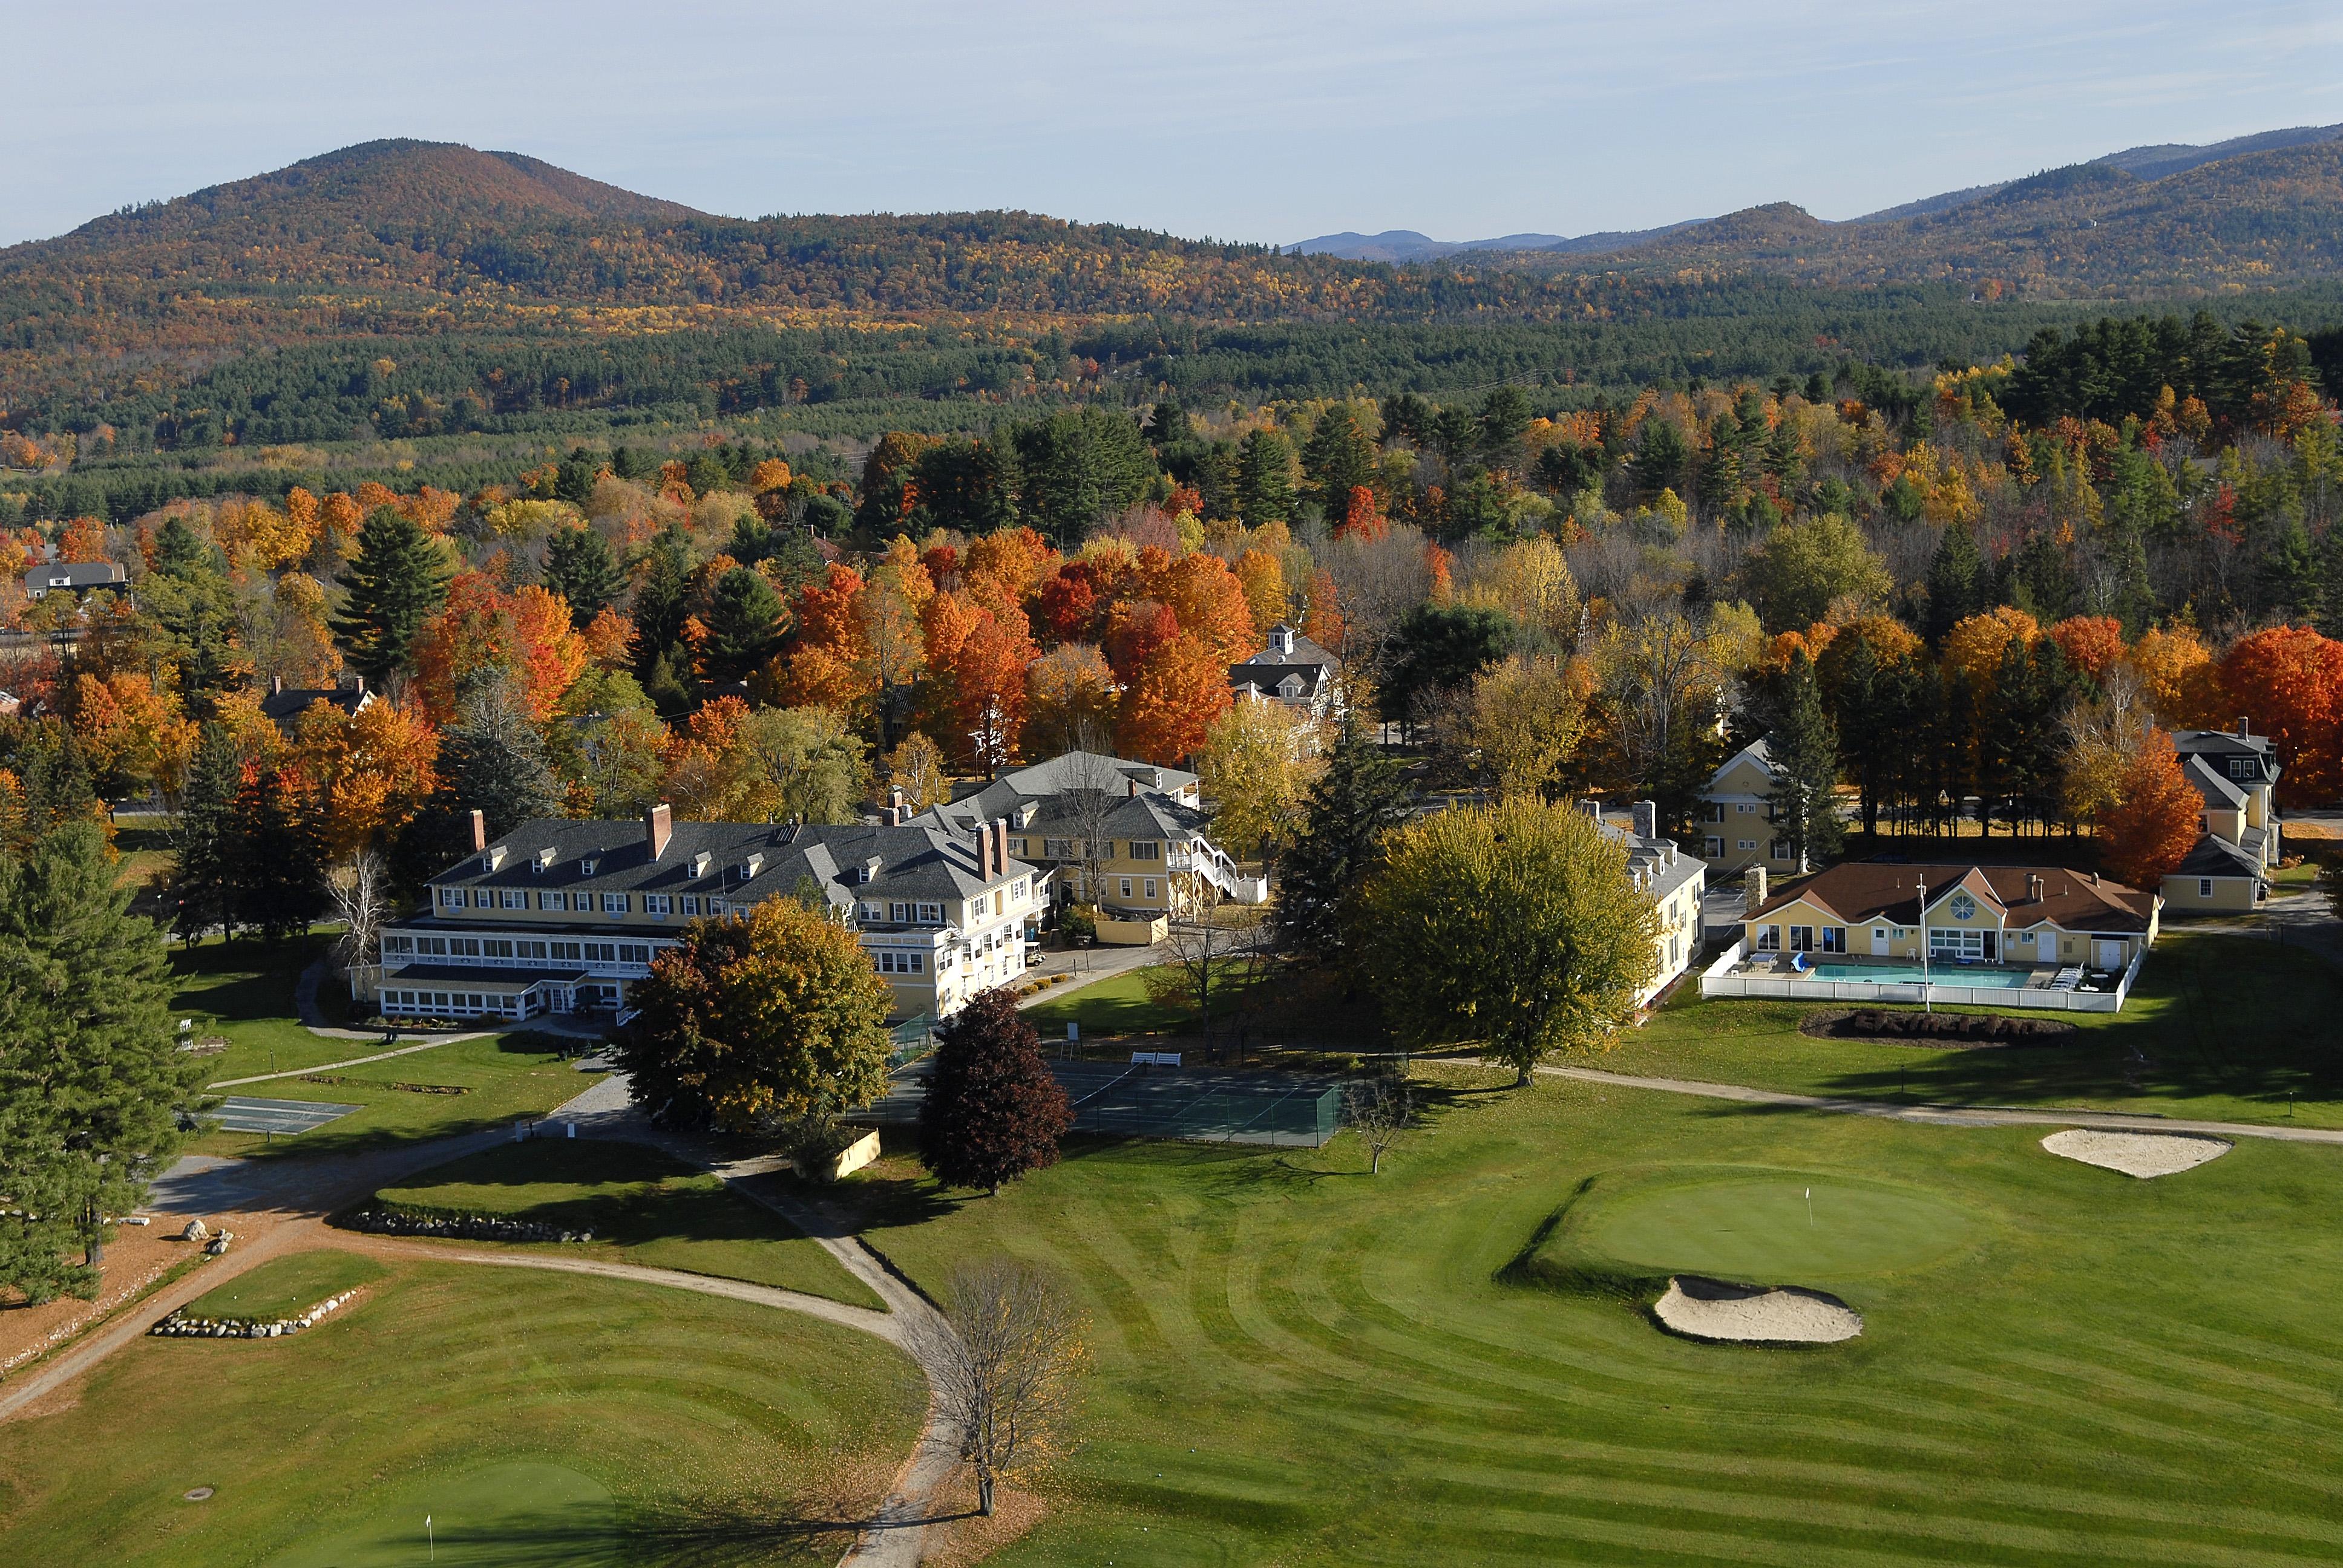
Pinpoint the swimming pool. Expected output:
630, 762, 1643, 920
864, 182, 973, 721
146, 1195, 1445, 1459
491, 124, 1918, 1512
1801, 961, 2033, 989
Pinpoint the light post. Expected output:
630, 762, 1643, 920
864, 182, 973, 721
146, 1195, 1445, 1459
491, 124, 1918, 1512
1916, 876, 1932, 1014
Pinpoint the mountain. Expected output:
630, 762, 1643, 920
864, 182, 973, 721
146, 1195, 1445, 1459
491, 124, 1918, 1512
1290, 223, 1694, 262
1288, 122, 2343, 272
2093, 123, 2343, 182
15, 128, 2343, 423
0, 139, 1458, 411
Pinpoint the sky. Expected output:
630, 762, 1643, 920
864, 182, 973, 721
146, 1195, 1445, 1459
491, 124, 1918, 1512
5, 0, 2341, 249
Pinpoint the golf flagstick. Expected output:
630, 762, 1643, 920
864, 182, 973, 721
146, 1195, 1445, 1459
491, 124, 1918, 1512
1806, 1187, 1814, 1229
427, 1513, 433, 1559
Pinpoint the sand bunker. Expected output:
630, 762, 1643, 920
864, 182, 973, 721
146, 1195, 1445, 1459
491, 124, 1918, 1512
1653, 1275, 1863, 1344
2041, 1129, 2231, 1179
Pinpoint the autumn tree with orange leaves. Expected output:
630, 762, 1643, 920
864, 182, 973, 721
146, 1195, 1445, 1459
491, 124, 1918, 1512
2218, 626, 2343, 808
2095, 730, 2204, 889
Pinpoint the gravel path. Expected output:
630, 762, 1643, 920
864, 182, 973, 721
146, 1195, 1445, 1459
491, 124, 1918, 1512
1539, 1065, 2343, 1146
555, 1083, 965, 1568
5, 1071, 968, 1566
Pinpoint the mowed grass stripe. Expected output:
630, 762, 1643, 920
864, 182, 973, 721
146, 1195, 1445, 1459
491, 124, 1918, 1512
854, 1067, 2343, 1566
1392, 1495, 2343, 1568
1409, 1459, 2343, 1562
1901, 1357, 2343, 1496
1987, 1343, 2343, 1446
1315, 1411, 2312, 1538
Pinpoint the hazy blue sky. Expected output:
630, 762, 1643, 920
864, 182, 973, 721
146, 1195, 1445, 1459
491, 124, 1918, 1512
6, 1, 2339, 248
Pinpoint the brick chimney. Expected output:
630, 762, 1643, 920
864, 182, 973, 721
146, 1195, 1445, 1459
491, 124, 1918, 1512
469, 809, 487, 853
973, 823, 993, 878
270, 674, 284, 696
645, 802, 672, 860
992, 818, 1010, 874
1632, 800, 1658, 840
2237, 715, 2249, 739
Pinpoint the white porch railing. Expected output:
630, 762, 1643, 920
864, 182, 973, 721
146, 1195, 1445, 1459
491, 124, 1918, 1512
1176, 837, 1268, 904
1698, 936, 2145, 1013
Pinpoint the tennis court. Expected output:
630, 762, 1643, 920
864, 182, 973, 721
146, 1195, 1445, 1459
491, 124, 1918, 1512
209, 1096, 364, 1136
863, 1059, 1347, 1147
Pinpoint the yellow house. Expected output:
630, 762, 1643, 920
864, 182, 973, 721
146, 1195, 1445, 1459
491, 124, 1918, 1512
2163, 726, 2281, 913
1696, 739, 1792, 875
1741, 861, 2160, 977
912, 750, 1266, 928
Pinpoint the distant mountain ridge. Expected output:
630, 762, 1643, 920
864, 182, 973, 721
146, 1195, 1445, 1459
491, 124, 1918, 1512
1289, 123, 2343, 259
14, 128, 2343, 418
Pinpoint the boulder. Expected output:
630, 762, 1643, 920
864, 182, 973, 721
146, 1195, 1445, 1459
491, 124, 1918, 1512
179, 1219, 209, 1243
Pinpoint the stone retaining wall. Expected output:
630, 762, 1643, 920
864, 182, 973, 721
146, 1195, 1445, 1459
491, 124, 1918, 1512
152, 1289, 362, 1340
342, 1208, 594, 1243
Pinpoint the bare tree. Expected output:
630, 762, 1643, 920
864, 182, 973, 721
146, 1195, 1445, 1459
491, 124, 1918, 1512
1143, 906, 1266, 1042
323, 851, 392, 999
1055, 742, 1124, 910
913, 1261, 1088, 1517
1344, 1073, 1417, 1175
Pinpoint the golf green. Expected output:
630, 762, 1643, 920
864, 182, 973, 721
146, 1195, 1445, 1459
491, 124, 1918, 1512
262, 1462, 615, 1567
1566, 1171, 1978, 1280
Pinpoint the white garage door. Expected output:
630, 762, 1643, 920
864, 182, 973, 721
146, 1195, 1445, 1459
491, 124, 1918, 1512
2092, 939, 2125, 970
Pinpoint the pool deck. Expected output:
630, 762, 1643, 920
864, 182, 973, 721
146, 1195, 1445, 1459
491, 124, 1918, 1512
1727, 956, 2063, 988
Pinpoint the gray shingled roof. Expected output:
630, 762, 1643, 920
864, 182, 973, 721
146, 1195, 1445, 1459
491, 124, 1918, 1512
948, 750, 1198, 808
24, 560, 126, 590
2171, 833, 2263, 881
427, 816, 1031, 912
2180, 754, 2246, 809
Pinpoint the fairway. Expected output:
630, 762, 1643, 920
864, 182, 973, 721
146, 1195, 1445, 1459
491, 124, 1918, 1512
0, 1257, 924, 1566
1562, 1171, 1978, 1282
848, 1063, 2343, 1566
263, 1462, 617, 1567
373, 1140, 882, 1308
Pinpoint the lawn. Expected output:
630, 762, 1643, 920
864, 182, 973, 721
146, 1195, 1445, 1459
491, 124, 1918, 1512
171, 933, 354, 1086
1604, 930, 2343, 1128
841, 1059, 2343, 1566
183, 1250, 385, 1322
0, 1256, 925, 1566
1023, 969, 1194, 1037
373, 1140, 882, 1310
191, 1033, 600, 1160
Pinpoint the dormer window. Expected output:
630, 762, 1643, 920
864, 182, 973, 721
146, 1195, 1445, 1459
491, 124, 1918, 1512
688, 851, 711, 879
580, 858, 599, 877
742, 852, 764, 880
533, 847, 555, 874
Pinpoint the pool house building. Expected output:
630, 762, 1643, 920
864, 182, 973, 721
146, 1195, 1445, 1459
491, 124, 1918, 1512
1702, 861, 2161, 1011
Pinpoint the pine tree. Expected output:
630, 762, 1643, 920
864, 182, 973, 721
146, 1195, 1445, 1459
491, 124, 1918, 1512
1763, 650, 1843, 873
2260, 517, 2322, 620
1275, 723, 1414, 964
705, 566, 785, 682
630, 523, 694, 684
0, 823, 198, 1301
441, 678, 563, 838
1234, 428, 1297, 526
917, 989, 1073, 1195
172, 722, 241, 943
1925, 521, 1984, 644
332, 507, 453, 685
542, 526, 623, 628
230, 766, 324, 944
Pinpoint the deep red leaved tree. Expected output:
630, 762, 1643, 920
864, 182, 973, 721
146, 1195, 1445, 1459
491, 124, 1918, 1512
917, 989, 1073, 1195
